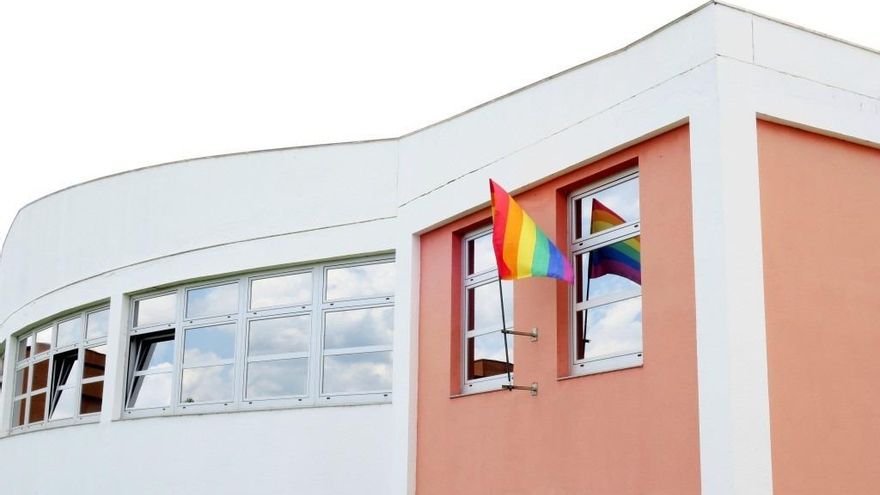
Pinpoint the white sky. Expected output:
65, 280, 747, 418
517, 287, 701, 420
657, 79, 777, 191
1, 0, 878, 247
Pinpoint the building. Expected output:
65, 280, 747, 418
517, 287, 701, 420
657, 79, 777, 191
1, 2, 878, 494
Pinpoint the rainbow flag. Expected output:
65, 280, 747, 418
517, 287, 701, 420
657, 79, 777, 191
489, 180, 573, 283
589, 199, 641, 284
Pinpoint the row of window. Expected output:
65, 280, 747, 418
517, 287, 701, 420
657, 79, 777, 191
460, 169, 642, 391
1, 257, 395, 431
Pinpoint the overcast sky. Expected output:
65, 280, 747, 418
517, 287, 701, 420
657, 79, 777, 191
1, 0, 878, 247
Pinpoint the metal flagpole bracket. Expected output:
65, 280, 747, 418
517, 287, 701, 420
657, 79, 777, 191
501, 327, 539, 342
501, 382, 538, 396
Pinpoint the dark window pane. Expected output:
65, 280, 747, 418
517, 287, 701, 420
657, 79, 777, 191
186, 283, 238, 318
87, 309, 110, 340
83, 346, 108, 379
250, 273, 312, 310
52, 350, 79, 389
467, 333, 514, 380
248, 316, 310, 357
575, 177, 639, 239
466, 281, 513, 331
134, 334, 175, 372
324, 307, 393, 350
29, 392, 46, 423
56, 318, 82, 347
580, 297, 643, 361
128, 373, 171, 409
183, 324, 236, 366
322, 351, 392, 394
32, 359, 49, 390
133, 293, 176, 327
13, 398, 26, 427
17, 335, 33, 361
325, 262, 395, 301
246, 358, 308, 399
180, 365, 234, 404
80, 380, 104, 414
15, 367, 29, 396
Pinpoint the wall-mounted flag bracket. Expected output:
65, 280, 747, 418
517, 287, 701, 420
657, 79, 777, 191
501, 327, 538, 342
501, 382, 538, 396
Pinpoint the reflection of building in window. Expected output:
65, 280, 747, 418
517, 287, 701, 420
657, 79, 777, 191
569, 170, 643, 375
125, 257, 395, 417
10, 306, 108, 430
462, 228, 513, 393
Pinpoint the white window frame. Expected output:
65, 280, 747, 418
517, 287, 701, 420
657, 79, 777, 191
461, 227, 513, 394
569, 169, 643, 376
9, 305, 109, 433
123, 255, 395, 419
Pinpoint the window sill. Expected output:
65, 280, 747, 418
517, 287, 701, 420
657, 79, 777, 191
561, 353, 643, 380
120, 393, 392, 420
451, 384, 515, 399
7, 414, 100, 437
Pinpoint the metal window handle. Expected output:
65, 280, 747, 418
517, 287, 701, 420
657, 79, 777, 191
501, 327, 539, 342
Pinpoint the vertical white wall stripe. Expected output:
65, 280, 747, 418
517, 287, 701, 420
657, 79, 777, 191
690, 50, 774, 494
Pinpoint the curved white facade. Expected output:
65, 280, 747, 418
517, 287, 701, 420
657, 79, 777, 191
0, 141, 401, 494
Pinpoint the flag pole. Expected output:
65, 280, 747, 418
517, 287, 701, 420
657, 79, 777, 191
497, 277, 513, 387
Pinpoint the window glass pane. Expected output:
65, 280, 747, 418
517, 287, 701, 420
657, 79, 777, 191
29, 392, 46, 423
183, 324, 236, 366
86, 309, 110, 340
18, 334, 33, 361
324, 307, 393, 350
135, 335, 175, 372
250, 273, 312, 310
83, 345, 108, 379
56, 318, 82, 347
12, 398, 25, 427
52, 351, 79, 389
32, 359, 49, 390
577, 236, 641, 302
35, 328, 52, 354
579, 296, 642, 361
181, 364, 234, 403
15, 367, 29, 396
325, 262, 395, 301
133, 293, 176, 327
466, 281, 513, 331
467, 333, 514, 380
575, 177, 639, 239
322, 351, 392, 394
186, 283, 239, 319
467, 233, 496, 275
246, 358, 308, 399
80, 380, 104, 414
248, 316, 310, 357
50, 388, 77, 421
128, 373, 172, 409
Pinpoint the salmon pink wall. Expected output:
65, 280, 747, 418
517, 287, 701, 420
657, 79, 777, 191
758, 121, 880, 495
416, 126, 700, 494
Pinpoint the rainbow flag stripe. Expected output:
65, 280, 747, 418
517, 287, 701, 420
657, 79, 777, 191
489, 180, 573, 283
589, 199, 641, 284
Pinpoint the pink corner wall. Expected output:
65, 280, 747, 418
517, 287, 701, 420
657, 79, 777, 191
416, 126, 700, 494
758, 120, 880, 495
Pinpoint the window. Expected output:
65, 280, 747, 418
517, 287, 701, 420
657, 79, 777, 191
462, 228, 514, 393
10, 306, 109, 430
125, 257, 394, 417
0, 342, 5, 398
569, 170, 642, 375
